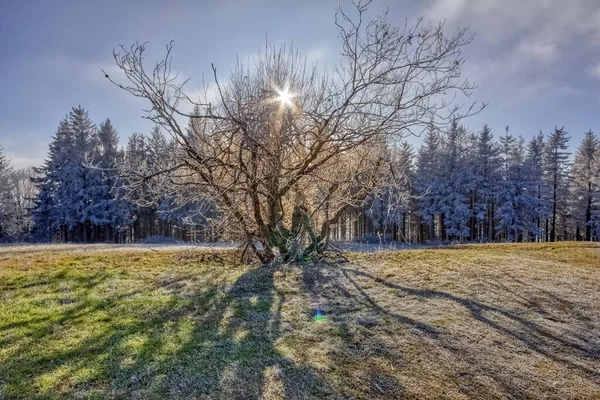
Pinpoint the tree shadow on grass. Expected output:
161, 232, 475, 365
154, 266, 335, 399
335, 265, 600, 398
344, 267, 600, 374
298, 261, 429, 398
3, 258, 599, 399
0, 264, 337, 399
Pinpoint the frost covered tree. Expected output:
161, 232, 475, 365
592, 155, 600, 240
95, 118, 129, 241
67, 106, 103, 242
104, 1, 482, 262
415, 126, 444, 241
365, 142, 415, 242
143, 126, 174, 236
472, 124, 501, 240
32, 107, 121, 242
0, 146, 14, 241
570, 130, 598, 240
31, 118, 73, 241
7, 168, 38, 239
120, 133, 148, 240
523, 132, 548, 241
438, 121, 472, 240
496, 129, 529, 241
544, 127, 571, 242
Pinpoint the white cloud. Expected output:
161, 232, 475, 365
83, 62, 124, 86
1, 135, 50, 169
517, 80, 584, 101
515, 42, 556, 63
588, 62, 600, 80
424, 0, 468, 24
306, 45, 333, 67
421, 0, 600, 102
42, 54, 127, 90
423, 0, 600, 46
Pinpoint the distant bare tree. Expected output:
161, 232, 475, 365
105, 0, 483, 263
9, 167, 38, 238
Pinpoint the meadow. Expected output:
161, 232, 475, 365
0, 242, 599, 399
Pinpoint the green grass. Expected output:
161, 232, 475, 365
0, 243, 599, 399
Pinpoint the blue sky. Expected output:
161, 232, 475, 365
1, 0, 600, 168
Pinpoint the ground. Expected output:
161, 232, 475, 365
0, 242, 599, 399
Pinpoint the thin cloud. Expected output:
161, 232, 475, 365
588, 62, 600, 80
421, 0, 600, 102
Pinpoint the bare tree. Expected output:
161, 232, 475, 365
105, 0, 483, 263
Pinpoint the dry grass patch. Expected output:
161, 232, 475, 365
0, 242, 599, 399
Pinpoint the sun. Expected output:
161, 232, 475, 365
276, 88, 294, 107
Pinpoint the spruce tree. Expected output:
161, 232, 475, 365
496, 131, 528, 242
438, 121, 471, 241
68, 106, 99, 242
523, 132, 548, 241
473, 124, 501, 241
31, 117, 73, 241
415, 126, 442, 241
545, 127, 571, 242
32, 106, 102, 242
570, 130, 598, 240
96, 118, 127, 241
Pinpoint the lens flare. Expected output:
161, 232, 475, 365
312, 307, 327, 323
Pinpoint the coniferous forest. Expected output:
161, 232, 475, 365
1, 105, 598, 245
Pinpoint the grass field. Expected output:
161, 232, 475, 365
1, 243, 599, 399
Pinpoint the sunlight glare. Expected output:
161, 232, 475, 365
276, 88, 294, 107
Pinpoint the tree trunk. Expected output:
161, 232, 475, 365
586, 185, 592, 241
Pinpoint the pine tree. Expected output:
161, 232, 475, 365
545, 127, 571, 242
146, 126, 172, 237
472, 124, 501, 241
68, 106, 100, 242
415, 126, 443, 241
186, 105, 203, 148
95, 118, 128, 241
32, 117, 73, 241
438, 121, 471, 241
523, 132, 548, 241
122, 133, 148, 241
570, 130, 598, 240
496, 127, 515, 240
496, 130, 528, 242
592, 154, 600, 240
32, 107, 103, 242
0, 146, 9, 173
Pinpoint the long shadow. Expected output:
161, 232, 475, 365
0, 269, 157, 395
344, 267, 600, 378
0, 264, 336, 399
154, 265, 334, 399
298, 261, 600, 398
4, 257, 599, 399
299, 261, 414, 398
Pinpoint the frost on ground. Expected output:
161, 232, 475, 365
0, 240, 431, 255
0, 241, 240, 254
0, 242, 599, 399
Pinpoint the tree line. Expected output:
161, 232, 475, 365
1, 2, 599, 254
1, 106, 598, 244
0, 106, 212, 243
362, 123, 599, 244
